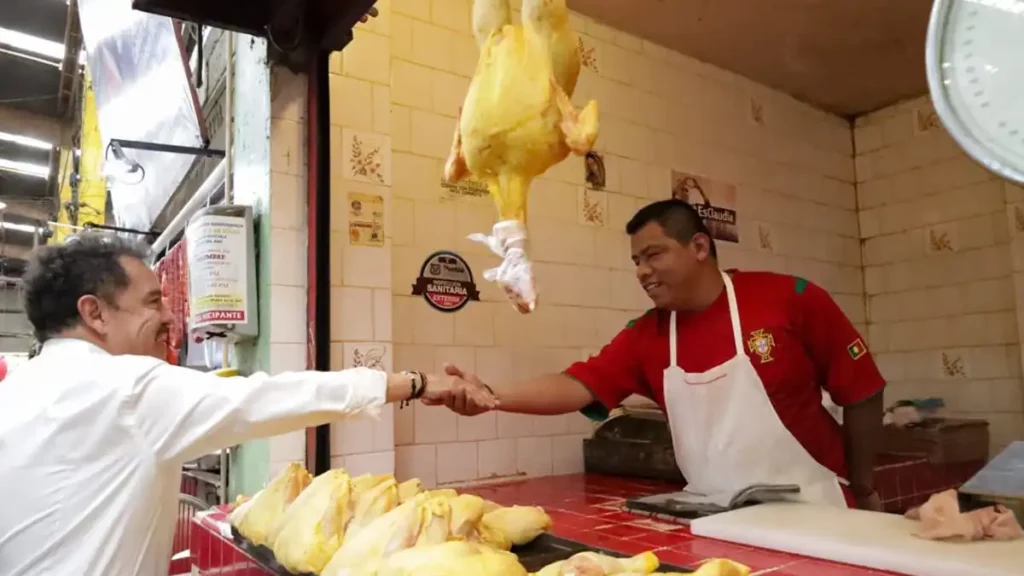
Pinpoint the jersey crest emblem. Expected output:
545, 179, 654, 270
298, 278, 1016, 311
747, 329, 776, 363
848, 338, 867, 360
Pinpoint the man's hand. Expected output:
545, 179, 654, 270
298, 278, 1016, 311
420, 367, 499, 413
853, 487, 883, 511
422, 364, 499, 416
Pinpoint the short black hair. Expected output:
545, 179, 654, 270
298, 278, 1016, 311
22, 232, 150, 342
626, 199, 718, 258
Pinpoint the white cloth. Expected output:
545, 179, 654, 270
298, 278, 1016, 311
662, 272, 848, 509
0, 338, 386, 576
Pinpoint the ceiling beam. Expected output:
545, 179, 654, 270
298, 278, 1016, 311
0, 243, 32, 260
0, 197, 55, 221
0, 105, 62, 146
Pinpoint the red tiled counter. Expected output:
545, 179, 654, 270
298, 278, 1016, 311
873, 454, 984, 513
191, 509, 267, 576
463, 474, 897, 575
189, 458, 982, 576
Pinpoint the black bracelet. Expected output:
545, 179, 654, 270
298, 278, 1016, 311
399, 371, 427, 409
411, 371, 427, 399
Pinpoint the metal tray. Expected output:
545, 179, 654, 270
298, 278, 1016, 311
230, 525, 314, 576
230, 527, 693, 574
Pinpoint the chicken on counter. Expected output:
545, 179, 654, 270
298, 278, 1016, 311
321, 491, 487, 576
344, 474, 400, 540
396, 478, 423, 503
444, 0, 600, 314
479, 504, 553, 548
533, 552, 750, 576
533, 550, 659, 575
269, 469, 353, 574
229, 462, 312, 547
374, 541, 529, 576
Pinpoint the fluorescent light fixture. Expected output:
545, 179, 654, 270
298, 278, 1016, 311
0, 26, 65, 61
0, 131, 53, 151
0, 158, 49, 179
0, 221, 41, 234
0, 201, 7, 211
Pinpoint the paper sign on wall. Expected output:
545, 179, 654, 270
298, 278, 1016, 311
186, 214, 248, 326
671, 171, 739, 243
348, 192, 384, 247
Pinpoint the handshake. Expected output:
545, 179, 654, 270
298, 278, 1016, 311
419, 364, 500, 416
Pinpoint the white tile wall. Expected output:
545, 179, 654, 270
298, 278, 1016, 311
267, 67, 311, 471
855, 96, 1024, 453
380, 0, 860, 486
327, 5, 397, 476
254, 2, 1024, 490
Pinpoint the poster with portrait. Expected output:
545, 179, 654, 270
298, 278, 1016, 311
348, 192, 385, 247
670, 171, 739, 243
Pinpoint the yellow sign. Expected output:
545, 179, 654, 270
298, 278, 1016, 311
747, 329, 776, 363
56, 69, 107, 243
348, 192, 384, 247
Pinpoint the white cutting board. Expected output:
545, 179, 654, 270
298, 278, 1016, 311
689, 502, 1024, 576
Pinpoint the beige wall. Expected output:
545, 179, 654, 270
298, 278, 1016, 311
294, 2, 1024, 488
855, 96, 1024, 454
265, 68, 317, 479
316, 0, 862, 488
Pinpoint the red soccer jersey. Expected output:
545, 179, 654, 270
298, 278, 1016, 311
564, 270, 886, 483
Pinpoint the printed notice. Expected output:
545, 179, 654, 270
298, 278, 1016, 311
186, 214, 248, 328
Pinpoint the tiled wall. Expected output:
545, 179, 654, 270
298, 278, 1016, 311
855, 96, 1024, 453
264, 66, 314, 480
261, 5, 1024, 490
324, 7, 399, 477
372, 0, 861, 488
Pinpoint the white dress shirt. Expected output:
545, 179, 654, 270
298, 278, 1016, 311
0, 338, 386, 575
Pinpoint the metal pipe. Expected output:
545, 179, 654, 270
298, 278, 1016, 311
148, 159, 226, 257
108, 138, 225, 158
305, 51, 332, 475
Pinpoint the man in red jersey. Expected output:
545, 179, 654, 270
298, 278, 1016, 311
436, 199, 885, 510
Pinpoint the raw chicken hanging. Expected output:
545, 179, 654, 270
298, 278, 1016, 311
444, 0, 600, 313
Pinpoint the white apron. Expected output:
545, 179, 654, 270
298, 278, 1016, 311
662, 272, 848, 509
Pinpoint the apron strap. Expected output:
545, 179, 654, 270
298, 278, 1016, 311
669, 311, 678, 367
722, 272, 744, 356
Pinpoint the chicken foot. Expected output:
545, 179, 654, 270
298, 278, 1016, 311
468, 175, 537, 314
473, 0, 512, 47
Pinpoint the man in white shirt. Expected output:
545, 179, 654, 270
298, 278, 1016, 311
0, 233, 495, 575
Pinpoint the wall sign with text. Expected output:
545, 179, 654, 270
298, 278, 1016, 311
411, 251, 481, 313
670, 171, 739, 243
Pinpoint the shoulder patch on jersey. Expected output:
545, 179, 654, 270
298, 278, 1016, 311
625, 309, 655, 329
794, 277, 809, 294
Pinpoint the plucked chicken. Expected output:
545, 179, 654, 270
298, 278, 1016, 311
269, 469, 352, 574
533, 550, 659, 576
321, 491, 485, 576
375, 541, 529, 576
230, 462, 312, 546
479, 504, 552, 547
396, 478, 423, 503
691, 559, 751, 576
444, 0, 599, 314
345, 474, 400, 540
